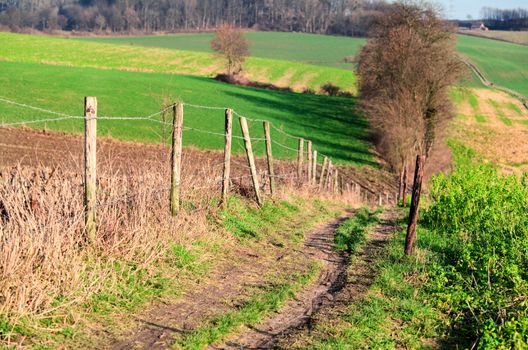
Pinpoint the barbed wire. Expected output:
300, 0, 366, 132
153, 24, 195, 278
0, 95, 378, 196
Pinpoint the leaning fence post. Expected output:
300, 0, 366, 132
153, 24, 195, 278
170, 102, 184, 216
84, 97, 97, 243
263, 121, 275, 196
306, 141, 312, 182
405, 155, 426, 256
312, 150, 317, 185
239, 117, 263, 206
325, 161, 333, 190
297, 138, 304, 183
221, 108, 233, 207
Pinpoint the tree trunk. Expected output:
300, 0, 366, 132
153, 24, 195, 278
404, 155, 426, 256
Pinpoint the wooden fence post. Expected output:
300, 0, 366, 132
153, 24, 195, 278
312, 150, 317, 185
325, 161, 333, 190
402, 165, 408, 207
404, 155, 426, 256
333, 169, 338, 194
263, 121, 275, 196
297, 138, 304, 183
221, 108, 233, 207
239, 117, 263, 206
319, 156, 328, 189
170, 102, 184, 216
84, 96, 97, 243
306, 141, 312, 183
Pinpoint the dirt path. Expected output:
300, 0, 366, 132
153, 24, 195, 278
213, 214, 352, 349
108, 213, 354, 350
211, 209, 399, 350
273, 209, 400, 349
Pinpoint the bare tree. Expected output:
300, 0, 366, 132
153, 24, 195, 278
356, 1, 462, 254
358, 1, 462, 168
211, 24, 249, 76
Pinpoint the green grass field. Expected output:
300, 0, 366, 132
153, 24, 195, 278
457, 34, 528, 96
82, 32, 367, 70
0, 32, 357, 93
0, 60, 373, 165
83, 31, 528, 96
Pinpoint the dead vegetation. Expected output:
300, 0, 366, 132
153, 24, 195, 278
0, 126, 376, 348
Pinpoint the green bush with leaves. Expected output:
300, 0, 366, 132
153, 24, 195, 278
424, 159, 528, 348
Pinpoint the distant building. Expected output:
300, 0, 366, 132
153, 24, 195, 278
479, 23, 489, 31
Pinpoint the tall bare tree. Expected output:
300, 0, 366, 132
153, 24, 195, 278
211, 24, 249, 76
358, 1, 462, 173
356, 1, 462, 254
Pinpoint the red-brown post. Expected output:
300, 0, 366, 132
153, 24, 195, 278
263, 121, 275, 196
221, 108, 233, 207
402, 164, 408, 207
404, 155, 426, 256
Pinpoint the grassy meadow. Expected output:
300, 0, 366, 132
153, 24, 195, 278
457, 35, 528, 96
0, 60, 373, 165
83, 31, 528, 96
460, 30, 528, 46
82, 31, 367, 69
0, 31, 525, 166
0, 32, 358, 93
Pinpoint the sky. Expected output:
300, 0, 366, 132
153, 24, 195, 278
430, 0, 528, 20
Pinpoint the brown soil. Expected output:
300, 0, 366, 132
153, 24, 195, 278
109, 214, 354, 349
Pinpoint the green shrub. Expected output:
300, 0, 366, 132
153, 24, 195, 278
424, 160, 528, 348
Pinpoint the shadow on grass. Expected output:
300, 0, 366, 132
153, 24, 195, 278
222, 89, 376, 166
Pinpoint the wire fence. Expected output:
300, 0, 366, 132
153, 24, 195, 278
0, 95, 392, 232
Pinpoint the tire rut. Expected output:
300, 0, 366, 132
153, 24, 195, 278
215, 209, 400, 350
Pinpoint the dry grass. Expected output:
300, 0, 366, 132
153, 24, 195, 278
0, 141, 367, 347
451, 87, 528, 174
460, 30, 528, 46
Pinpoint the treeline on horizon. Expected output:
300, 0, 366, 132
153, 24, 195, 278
457, 7, 528, 31
0, 0, 390, 35
1, 0, 526, 35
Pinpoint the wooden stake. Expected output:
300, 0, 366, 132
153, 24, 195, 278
221, 109, 233, 207
312, 150, 317, 185
319, 156, 328, 189
405, 155, 426, 256
263, 121, 275, 196
325, 161, 333, 190
306, 141, 312, 182
84, 96, 97, 243
333, 169, 338, 194
297, 138, 304, 183
239, 117, 263, 206
402, 164, 408, 207
170, 103, 184, 216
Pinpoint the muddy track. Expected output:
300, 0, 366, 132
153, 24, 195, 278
216, 209, 399, 349
213, 214, 352, 350
108, 213, 354, 350
275, 209, 400, 349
